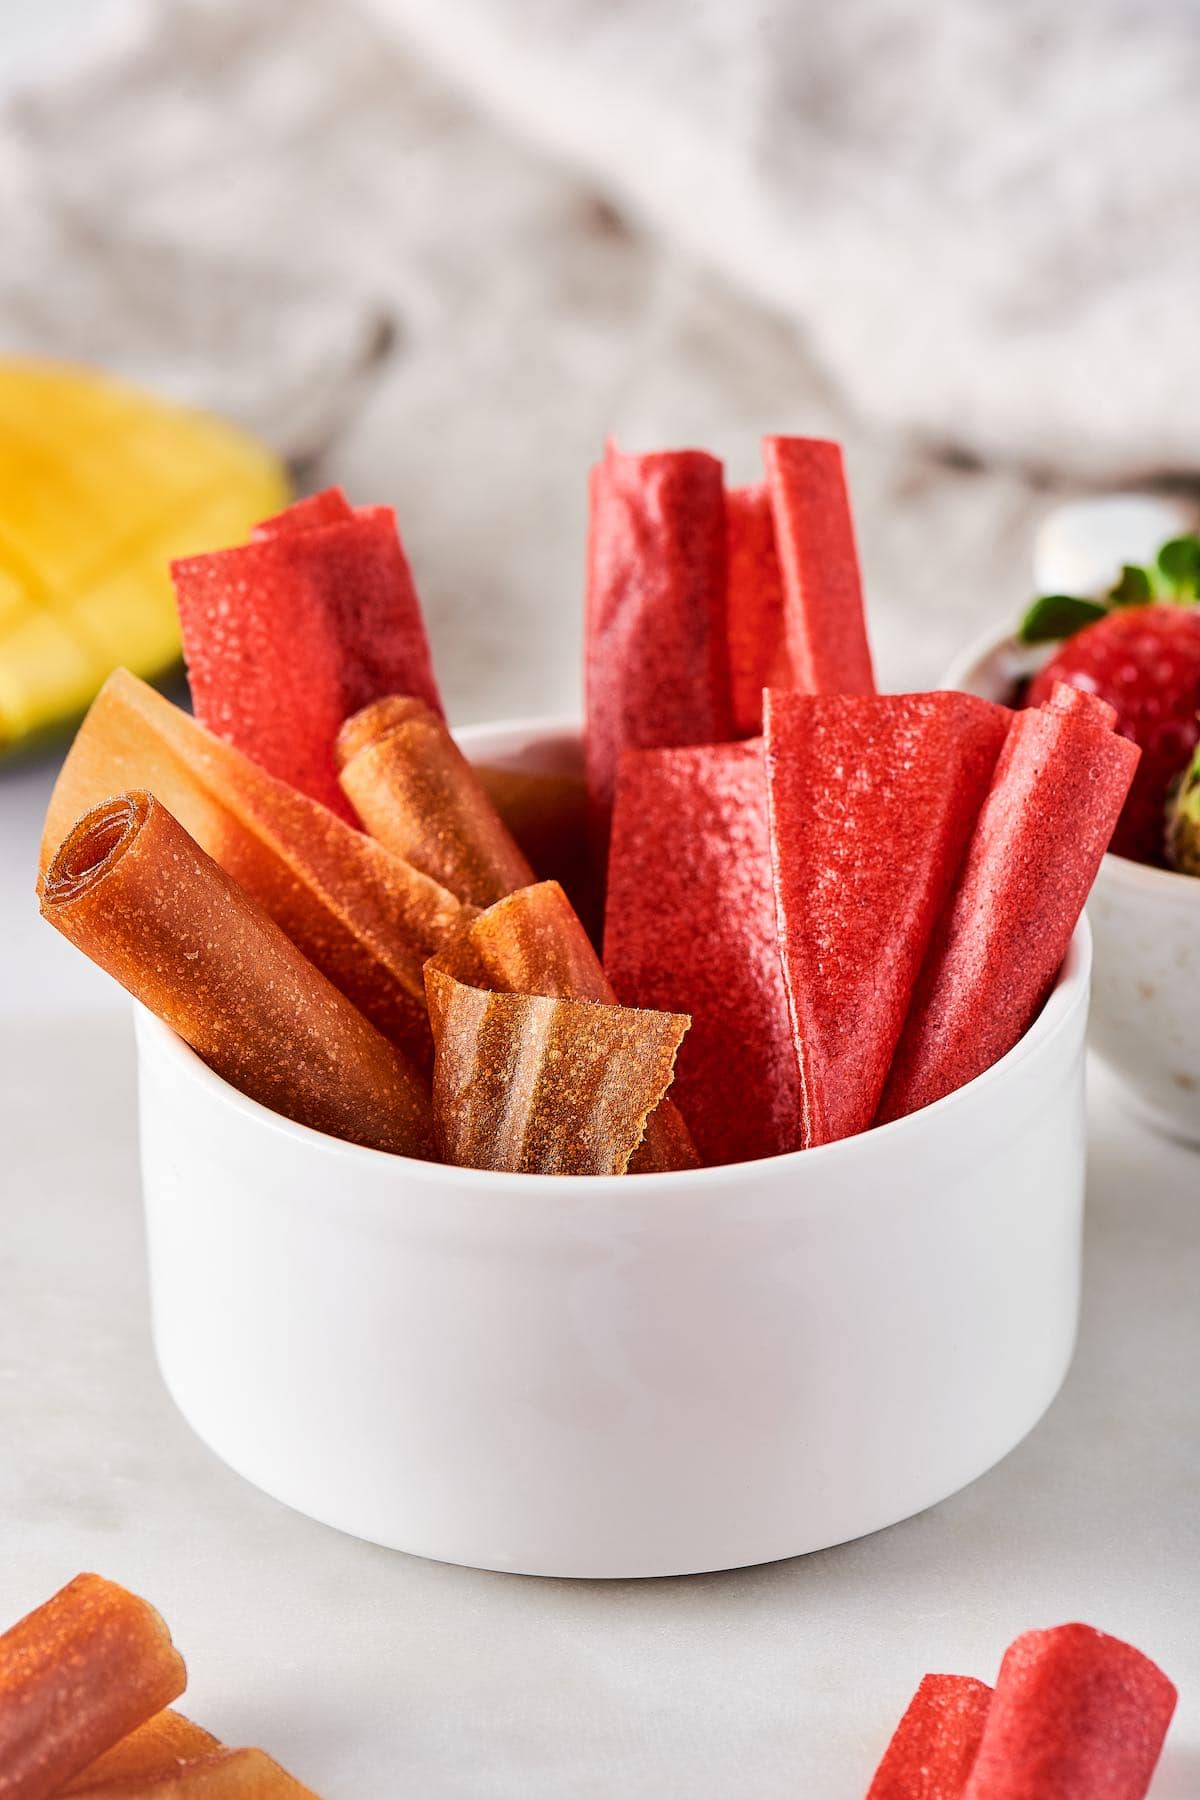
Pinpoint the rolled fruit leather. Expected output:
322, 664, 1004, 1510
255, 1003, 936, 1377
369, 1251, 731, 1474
336, 697, 535, 906
39, 669, 468, 1066
0, 1574, 185, 1800
65, 1744, 320, 1799
878, 684, 1140, 1121
40, 792, 434, 1157
425, 882, 693, 1175
866, 1673, 995, 1800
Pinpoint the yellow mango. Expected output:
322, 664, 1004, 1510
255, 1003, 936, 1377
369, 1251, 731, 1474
0, 359, 289, 750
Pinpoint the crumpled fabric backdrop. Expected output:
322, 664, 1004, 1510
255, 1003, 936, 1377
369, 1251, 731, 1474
1, 0, 1197, 718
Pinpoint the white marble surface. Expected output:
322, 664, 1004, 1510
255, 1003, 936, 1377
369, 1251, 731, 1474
3, 745, 1199, 1798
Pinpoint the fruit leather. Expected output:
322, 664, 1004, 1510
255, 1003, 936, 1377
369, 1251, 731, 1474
172, 495, 442, 820
41, 792, 434, 1158
879, 684, 1140, 1121
64, 1748, 320, 1798
762, 436, 875, 696
0, 1573, 185, 1800
61, 1712, 222, 1789
765, 691, 1010, 1145
725, 483, 788, 737
961, 1624, 1176, 1799
585, 443, 734, 848
39, 670, 468, 1065
426, 886, 691, 1175
604, 740, 803, 1166
474, 762, 594, 931
252, 484, 353, 537
867, 1674, 995, 1800
336, 697, 535, 907
432, 881, 697, 1173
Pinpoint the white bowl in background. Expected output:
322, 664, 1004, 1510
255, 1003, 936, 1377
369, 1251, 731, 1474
944, 631, 1200, 1147
135, 719, 1092, 1579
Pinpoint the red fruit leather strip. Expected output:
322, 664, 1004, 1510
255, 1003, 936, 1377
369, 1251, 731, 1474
762, 436, 875, 696
604, 740, 802, 1166
0, 1573, 185, 1800
878, 684, 1140, 1121
252, 486, 353, 537
867, 1674, 994, 1799
39, 670, 468, 1066
765, 690, 1010, 1145
584, 443, 734, 849
961, 1623, 1176, 1799
725, 483, 787, 737
173, 503, 443, 821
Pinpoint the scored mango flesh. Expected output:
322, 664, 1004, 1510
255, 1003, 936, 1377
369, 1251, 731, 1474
0, 359, 288, 750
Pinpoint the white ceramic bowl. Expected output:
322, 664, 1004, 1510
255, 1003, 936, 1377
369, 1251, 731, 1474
945, 631, 1200, 1147
136, 719, 1092, 1579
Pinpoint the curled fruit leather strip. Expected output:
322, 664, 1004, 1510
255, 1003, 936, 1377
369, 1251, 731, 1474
474, 763, 593, 928
431, 881, 697, 1172
41, 792, 434, 1157
39, 670, 468, 1064
336, 697, 535, 907
61, 1711, 221, 1788
426, 885, 691, 1175
584, 442, 734, 852
172, 494, 443, 820
879, 684, 1140, 1121
725, 483, 788, 738
867, 1674, 995, 1800
961, 1624, 1176, 1800
0, 1573, 185, 1800
252, 483, 354, 537
762, 435, 875, 696
604, 740, 803, 1166
65, 1747, 320, 1798
765, 690, 1010, 1145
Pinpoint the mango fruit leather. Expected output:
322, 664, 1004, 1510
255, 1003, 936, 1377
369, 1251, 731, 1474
40, 792, 434, 1157
0, 1574, 185, 1800
866, 1675, 995, 1800
172, 488, 443, 823
336, 697, 535, 905
604, 741, 803, 1166
584, 443, 735, 849
39, 669, 468, 1063
425, 883, 693, 1174
764, 691, 1010, 1146
724, 483, 789, 737
473, 762, 592, 922
63, 1746, 319, 1798
879, 684, 1141, 1121
60, 1713, 221, 1789
961, 1625, 1176, 1800
0, 360, 287, 752
761, 435, 875, 696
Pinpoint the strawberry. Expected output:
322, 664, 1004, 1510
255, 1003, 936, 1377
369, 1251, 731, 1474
1027, 604, 1200, 864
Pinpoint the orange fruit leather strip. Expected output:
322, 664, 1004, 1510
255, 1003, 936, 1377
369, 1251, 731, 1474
41, 792, 434, 1158
60, 1745, 321, 1798
0, 1574, 185, 1800
39, 670, 469, 1065
425, 883, 692, 1175
59, 1711, 220, 1788
336, 698, 535, 908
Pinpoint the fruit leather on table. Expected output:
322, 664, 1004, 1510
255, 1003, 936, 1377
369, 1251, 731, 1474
762, 436, 875, 697
172, 491, 443, 821
879, 684, 1140, 1121
604, 740, 803, 1166
960, 1624, 1176, 1800
425, 883, 694, 1175
765, 691, 1010, 1146
60, 1711, 222, 1789
336, 697, 535, 907
867, 1674, 994, 1800
64, 1745, 320, 1798
41, 792, 434, 1158
725, 483, 788, 738
584, 443, 735, 849
39, 670, 468, 1065
0, 1574, 185, 1800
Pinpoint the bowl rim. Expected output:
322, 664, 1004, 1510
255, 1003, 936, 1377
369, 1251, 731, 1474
942, 624, 1200, 903
134, 715, 1094, 1197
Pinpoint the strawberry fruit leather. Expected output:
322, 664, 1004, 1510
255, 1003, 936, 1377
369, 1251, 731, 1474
173, 490, 443, 822
765, 690, 1011, 1146
866, 1673, 995, 1800
603, 739, 802, 1166
725, 482, 788, 737
879, 683, 1140, 1123
960, 1624, 1177, 1800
